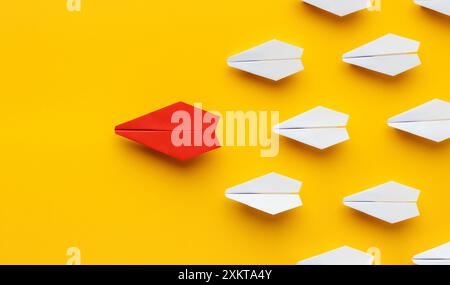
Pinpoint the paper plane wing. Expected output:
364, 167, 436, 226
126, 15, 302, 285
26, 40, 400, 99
115, 101, 197, 131
343, 34, 420, 58
389, 99, 450, 123
297, 246, 374, 265
344, 202, 419, 224
413, 242, 450, 265
115, 102, 221, 160
415, 0, 450, 16
302, 0, 370, 17
228, 40, 304, 81
228, 60, 303, 81
225, 173, 302, 215
388, 99, 450, 142
389, 121, 450, 142
228, 40, 303, 62
343, 54, 421, 76
344, 182, 420, 223
273, 106, 349, 129
226, 194, 302, 215
274, 128, 349, 150
343, 181, 420, 202
226, 172, 301, 194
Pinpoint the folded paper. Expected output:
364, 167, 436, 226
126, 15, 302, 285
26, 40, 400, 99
343, 34, 421, 76
297, 246, 374, 265
115, 102, 221, 160
225, 172, 302, 215
344, 181, 420, 224
388, 99, 450, 142
273, 106, 350, 150
227, 39, 304, 81
302, 0, 370, 16
413, 242, 450, 265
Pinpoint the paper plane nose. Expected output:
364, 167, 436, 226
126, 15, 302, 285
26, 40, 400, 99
115, 102, 221, 160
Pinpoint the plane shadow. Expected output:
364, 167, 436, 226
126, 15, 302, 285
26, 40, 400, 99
342, 64, 421, 86
342, 207, 420, 232
389, 129, 450, 151
116, 139, 221, 170
416, 8, 450, 25
227, 202, 304, 227
226, 68, 305, 92
278, 136, 350, 160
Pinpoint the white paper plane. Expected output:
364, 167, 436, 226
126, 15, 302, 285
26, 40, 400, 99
343, 181, 420, 224
343, 34, 421, 76
302, 0, 370, 17
225, 172, 302, 215
388, 99, 450, 142
273, 106, 350, 150
413, 242, 450, 265
297, 246, 374, 265
227, 40, 304, 81
415, 0, 450, 16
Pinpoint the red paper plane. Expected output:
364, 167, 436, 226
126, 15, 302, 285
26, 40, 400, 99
115, 102, 221, 160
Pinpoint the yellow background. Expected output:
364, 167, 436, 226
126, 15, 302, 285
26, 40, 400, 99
0, 0, 449, 265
